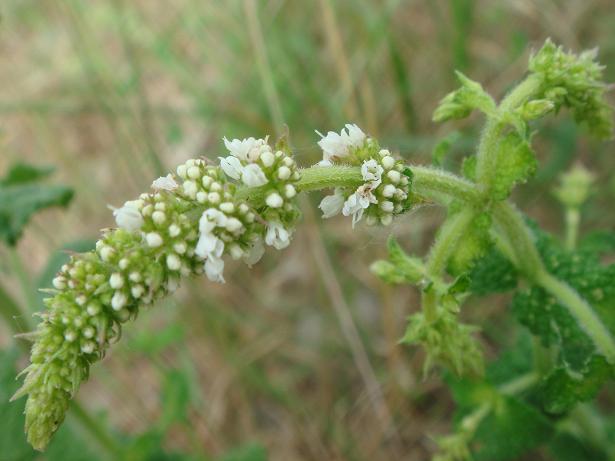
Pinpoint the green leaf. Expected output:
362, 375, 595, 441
540, 355, 614, 414
159, 369, 192, 430
432, 131, 462, 166
446, 365, 553, 461
0, 163, 74, 246
548, 433, 609, 461
370, 237, 425, 285
467, 248, 518, 295
433, 71, 496, 122
491, 132, 537, 200
512, 229, 615, 370
472, 396, 554, 461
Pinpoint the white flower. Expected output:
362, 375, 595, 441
205, 255, 225, 283
342, 184, 378, 227
199, 208, 227, 235
316, 123, 367, 164
241, 163, 268, 187
361, 159, 384, 187
219, 156, 243, 180
319, 188, 345, 218
224, 137, 263, 161
344, 123, 366, 148
265, 221, 291, 250
151, 174, 179, 191
113, 201, 143, 231
316, 130, 350, 163
243, 239, 265, 267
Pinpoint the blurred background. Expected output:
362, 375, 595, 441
0, 1, 614, 460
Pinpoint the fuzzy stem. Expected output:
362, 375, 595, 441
426, 207, 477, 276
564, 208, 580, 251
535, 271, 615, 362
492, 202, 615, 363
475, 74, 543, 190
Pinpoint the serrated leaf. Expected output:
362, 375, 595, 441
491, 132, 537, 200
468, 248, 518, 295
472, 396, 554, 461
370, 237, 424, 284
510, 225, 615, 416
446, 366, 553, 461
0, 163, 74, 246
540, 355, 614, 414
433, 71, 496, 122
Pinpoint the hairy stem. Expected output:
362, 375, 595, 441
492, 202, 615, 363
535, 271, 615, 362
426, 207, 477, 276
564, 208, 580, 251
475, 74, 543, 189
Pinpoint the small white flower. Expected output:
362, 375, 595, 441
195, 233, 221, 258
199, 208, 227, 234
219, 156, 243, 180
265, 192, 284, 208
344, 123, 366, 148
317, 130, 349, 163
319, 188, 345, 218
361, 159, 384, 187
151, 174, 179, 191
111, 291, 127, 311
205, 255, 225, 283
166, 253, 182, 271
242, 163, 268, 187
265, 221, 291, 250
316, 123, 366, 164
224, 137, 263, 161
145, 232, 164, 248
244, 239, 265, 267
113, 201, 143, 231
343, 184, 378, 227
109, 273, 124, 289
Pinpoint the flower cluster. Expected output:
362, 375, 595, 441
529, 39, 613, 139
317, 124, 411, 227
13, 136, 301, 450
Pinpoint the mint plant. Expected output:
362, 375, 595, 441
11, 39, 615, 459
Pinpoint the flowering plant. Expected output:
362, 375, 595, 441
10, 39, 615, 460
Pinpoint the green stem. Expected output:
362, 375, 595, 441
475, 74, 543, 189
491, 202, 544, 277
235, 164, 481, 206
426, 207, 477, 276
535, 270, 615, 362
564, 207, 580, 251
492, 202, 615, 363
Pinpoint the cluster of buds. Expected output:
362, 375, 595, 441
316, 124, 411, 227
528, 39, 613, 139
13, 136, 301, 450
